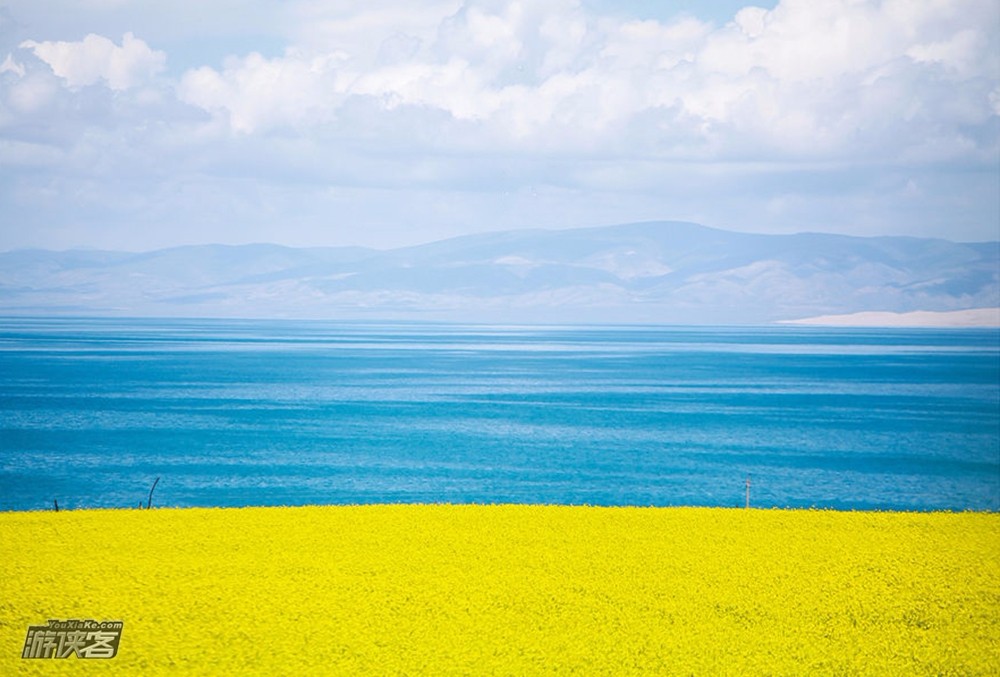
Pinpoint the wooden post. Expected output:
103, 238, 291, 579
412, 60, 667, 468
745, 475, 751, 509
53, 499, 59, 512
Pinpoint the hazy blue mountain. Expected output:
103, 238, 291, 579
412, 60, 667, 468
1, 222, 996, 324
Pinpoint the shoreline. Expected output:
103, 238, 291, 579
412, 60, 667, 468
780, 307, 1000, 328
2, 501, 997, 515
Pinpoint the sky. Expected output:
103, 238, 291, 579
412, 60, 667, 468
0, 0, 997, 252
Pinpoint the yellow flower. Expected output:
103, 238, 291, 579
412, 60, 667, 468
0, 505, 996, 675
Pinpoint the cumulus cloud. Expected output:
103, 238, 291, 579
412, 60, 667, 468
8, 0, 995, 164
20, 32, 165, 90
0, 0, 997, 250
178, 50, 348, 133
163, 0, 998, 166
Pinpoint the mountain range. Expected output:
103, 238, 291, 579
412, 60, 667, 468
1, 221, 997, 324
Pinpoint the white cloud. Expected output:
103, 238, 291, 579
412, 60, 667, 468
161, 0, 998, 166
0, 0, 997, 250
178, 50, 348, 133
906, 28, 984, 77
20, 32, 165, 90
288, 1, 462, 61
5, 70, 61, 114
1, 54, 25, 78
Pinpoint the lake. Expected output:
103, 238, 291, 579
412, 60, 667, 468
1, 318, 997, 511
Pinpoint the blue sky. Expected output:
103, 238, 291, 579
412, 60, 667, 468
0, 0, 997, 251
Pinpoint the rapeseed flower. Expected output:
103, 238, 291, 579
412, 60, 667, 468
0, 505, 996, 675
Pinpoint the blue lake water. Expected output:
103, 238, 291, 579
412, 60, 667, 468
0, 317, 997, 512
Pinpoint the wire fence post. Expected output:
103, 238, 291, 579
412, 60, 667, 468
745, 475, 751, 509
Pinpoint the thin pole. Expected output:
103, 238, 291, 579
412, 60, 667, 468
146, 477, 160, 509
745, 475, 751, 509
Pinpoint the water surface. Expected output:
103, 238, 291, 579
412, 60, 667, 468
1, 318, 997, 511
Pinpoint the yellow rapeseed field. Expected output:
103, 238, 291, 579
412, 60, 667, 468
1, 505, 997, 675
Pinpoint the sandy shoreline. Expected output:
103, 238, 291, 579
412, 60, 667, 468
781, 308, 1000, 327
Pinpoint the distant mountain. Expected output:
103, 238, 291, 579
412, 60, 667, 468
1, 222, 997, 324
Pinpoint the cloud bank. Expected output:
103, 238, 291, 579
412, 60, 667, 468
0, 0, 997, 250
21, 32, 165, 90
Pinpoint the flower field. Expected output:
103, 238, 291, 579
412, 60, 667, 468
1, 504, 997, 675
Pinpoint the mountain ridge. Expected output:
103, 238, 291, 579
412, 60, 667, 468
1, 221, 997, 324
